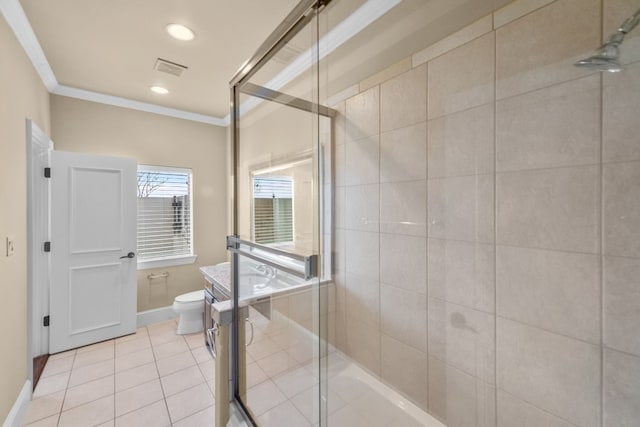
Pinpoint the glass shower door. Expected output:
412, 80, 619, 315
229, 1, 333, 424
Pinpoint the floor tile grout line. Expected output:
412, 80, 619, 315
147, 325, 175, 426
55, 349, 76, 426
113, 342, 116, 425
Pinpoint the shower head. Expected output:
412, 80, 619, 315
575, 43, 623, 73
575, 7, 640, 73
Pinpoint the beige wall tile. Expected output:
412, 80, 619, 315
496, 75, 601, 172
380, 64, 427, 132
603, 62, 640, 162
428, 238, 495, 313
413, 15, 493, 66
380, 233, 427, 295
334, 186, 345, 230
497, 318, 601, 427
345, 86, 379, 142
333, 103, 346, 145
334, 143, 345, 187
428, 33, 495, 119
346, 272, 380, 328
495, 0, 600, 100
344, 135, 380, 185
380, 180, 428, 236
493, 0, 556, 28
327, 87, 359, 109
428, 103, 494, 179
428, 357, 496, 427
604, 161, 640, 257
604, 256, 640, 356
334, 228, 345, 275
497, 166, 599, 253
345, 184, 379, 233
497, 390, 575, 427
381, 334, 428, 410
380, 285, 427, 353
604, 348, 640, 427
360, 57, 412, 92
497, 245, 600, 344
345, 230, 379, 281
428, 174, 494, 243
428, 298, 495, 384
288, 289, 314, 325
380, 122, 427, 183
346, 317, 381, 376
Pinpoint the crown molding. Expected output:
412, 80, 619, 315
0, 0, 226, 127
0, 0, 56, 90
53, 85, 226, 126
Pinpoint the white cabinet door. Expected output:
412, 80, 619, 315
50, 151, 137, 353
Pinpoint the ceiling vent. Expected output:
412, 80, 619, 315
154, 58, 188, 77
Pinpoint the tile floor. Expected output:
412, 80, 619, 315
23, 312, 429, 427
22, 319, 215, 427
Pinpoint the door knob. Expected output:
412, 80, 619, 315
120, 252, 135, 259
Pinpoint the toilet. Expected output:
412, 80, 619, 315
173, 289, 204, 334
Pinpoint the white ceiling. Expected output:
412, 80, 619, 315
19, 0, 299, 120
8, 0, 513, 125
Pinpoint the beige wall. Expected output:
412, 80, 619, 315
0, 14, 51, 421
332, 0, 640, 425
51, 95, 228, 312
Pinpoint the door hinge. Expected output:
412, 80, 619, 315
44, 167, 51, 178
43, 316, 50, 327
44, 241, 51, 252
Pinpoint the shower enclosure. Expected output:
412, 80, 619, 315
227, 0, 640, 426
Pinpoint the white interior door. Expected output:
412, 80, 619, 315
50, 151, 137, 353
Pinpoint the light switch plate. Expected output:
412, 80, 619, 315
6, 237, 15, 257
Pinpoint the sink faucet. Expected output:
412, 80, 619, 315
255, 264, 276, 279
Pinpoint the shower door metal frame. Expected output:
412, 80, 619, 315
228, 0, 333, 424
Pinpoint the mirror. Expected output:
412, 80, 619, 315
250, 155, 313, 254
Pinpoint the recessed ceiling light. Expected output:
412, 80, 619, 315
150, 86, 169, 95
166, 23, 195, 41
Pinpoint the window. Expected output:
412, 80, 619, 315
252, 176, 293, 245
137, 165, 196, 269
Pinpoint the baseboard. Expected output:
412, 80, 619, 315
136, 306, 177, 327
2, 380, 31, 427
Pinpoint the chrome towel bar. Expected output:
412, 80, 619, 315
147, 272, 170, 280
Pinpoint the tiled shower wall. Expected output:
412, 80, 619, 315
331, 0, 640, 425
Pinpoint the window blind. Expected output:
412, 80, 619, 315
137, 167, 192, 260
253, 176, 293, 244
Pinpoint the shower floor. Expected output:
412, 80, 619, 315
244, 307, 443, 427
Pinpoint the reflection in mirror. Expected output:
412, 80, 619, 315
250, 156, 313, 254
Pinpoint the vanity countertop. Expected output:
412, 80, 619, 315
200, 264, 231, 296
200, 262, 310, 302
